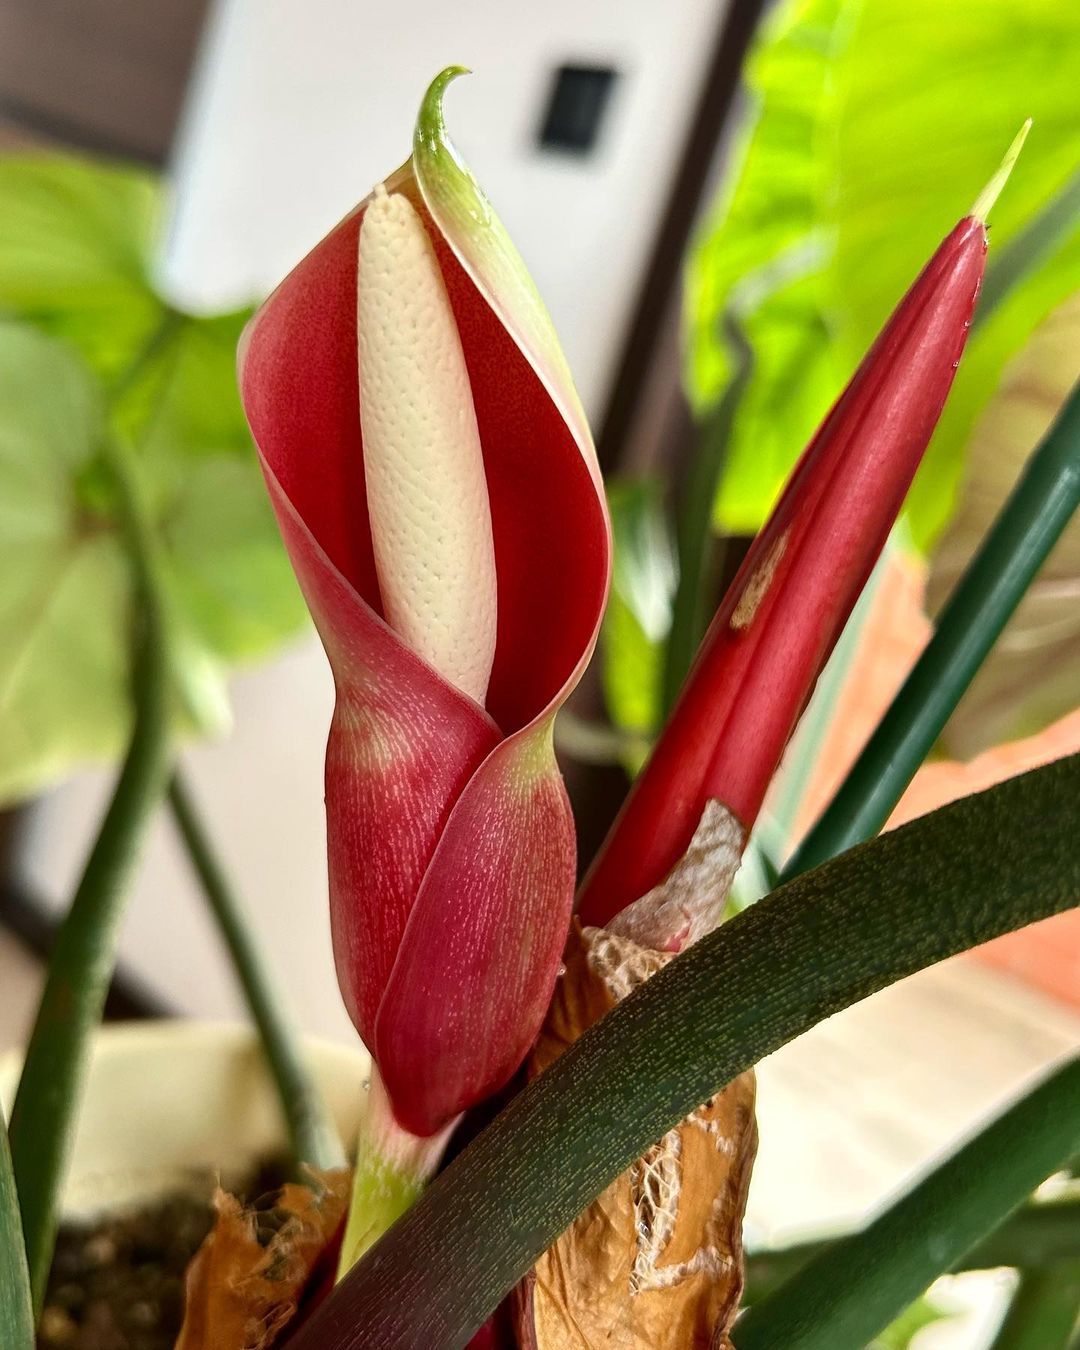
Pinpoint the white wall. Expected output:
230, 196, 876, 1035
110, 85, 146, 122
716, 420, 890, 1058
16, 0, 726, 1041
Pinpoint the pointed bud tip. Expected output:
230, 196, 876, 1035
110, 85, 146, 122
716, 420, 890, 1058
416, 66, 472, 156
971, 119, 1032, 224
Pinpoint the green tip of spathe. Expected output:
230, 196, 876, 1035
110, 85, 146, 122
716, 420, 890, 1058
971, 119, 1032, 223
415, 66, 472, 156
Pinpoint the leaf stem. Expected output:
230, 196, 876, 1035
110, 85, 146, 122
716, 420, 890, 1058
988, 1259, 1080, 1349
0, 1114, 33, 1349
336, 1068, 452, 1279
783, 376, 1080, 882
285, 754, 1080, 1349
744, 1192, 1080, 1303
733, 1057, 1080, 1350
166, 771, 344, 1171
8, 450, 172, 1313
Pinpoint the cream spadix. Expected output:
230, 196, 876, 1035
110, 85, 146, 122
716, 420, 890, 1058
357, 183, 497, 704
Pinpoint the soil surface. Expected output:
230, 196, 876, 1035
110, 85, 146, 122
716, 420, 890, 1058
37, 1161, 286, 1350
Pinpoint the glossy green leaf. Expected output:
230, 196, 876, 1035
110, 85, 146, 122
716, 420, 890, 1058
734, 1058, 1080, 1350
0, 1113, 33, 1349
287, 754, 1080, 1349
686, 0, 1080, 549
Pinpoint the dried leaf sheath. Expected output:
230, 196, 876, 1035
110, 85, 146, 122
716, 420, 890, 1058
515, 925, 757, 1350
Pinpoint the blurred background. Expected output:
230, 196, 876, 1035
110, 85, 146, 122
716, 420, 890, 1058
0, 2, 1078, 1344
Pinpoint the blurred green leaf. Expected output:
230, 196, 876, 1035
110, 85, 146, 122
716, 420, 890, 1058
929, 293, 1080, 757
0, 153, 308, 802
599, 479, 676, 768
0, 323, 130, 801
0, 154, 165, 383
989, 1260, 1080, 1348
0, 316, 306, 805
872, 1293, 953, 1348
687, 0, 1080, 549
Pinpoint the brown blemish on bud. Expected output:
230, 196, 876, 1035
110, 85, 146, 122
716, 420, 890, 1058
730, 530, 789, 631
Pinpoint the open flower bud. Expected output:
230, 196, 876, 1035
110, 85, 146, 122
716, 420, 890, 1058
239, 69, 611, 1136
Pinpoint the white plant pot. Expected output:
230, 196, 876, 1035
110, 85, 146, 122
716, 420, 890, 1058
0, 1020, 368, 1219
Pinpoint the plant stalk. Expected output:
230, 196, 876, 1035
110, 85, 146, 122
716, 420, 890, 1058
734, 1058, 1080, 1349
743, 1192, 1080, 1303
0, 1114, 33, 1349
8, 451, 172, 1313
988, 1260, 1080, 1349
784, 377, 1080, 881
166, 771, 344, 1171
336, 1069, 453, 1279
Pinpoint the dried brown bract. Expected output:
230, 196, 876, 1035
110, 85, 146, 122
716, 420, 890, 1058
516, 924, 757, 1350
176, 1168, 350, 1350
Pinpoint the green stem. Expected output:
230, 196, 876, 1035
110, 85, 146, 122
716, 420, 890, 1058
8, 452, 172, 1313
0, 1114, 33, 1349
336, 1069, 452, 1279
661, 313, 754, 714
286, 753, 1080, 1349
783, 376, 1080, 881
989, 1260, 1080, 1349
166, 771, 344, 1171
733, 1058, 1080, 1350
744, 1193, 1080, 1303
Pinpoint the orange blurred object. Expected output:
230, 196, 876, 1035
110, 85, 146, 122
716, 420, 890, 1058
793, 550, 1080, 1009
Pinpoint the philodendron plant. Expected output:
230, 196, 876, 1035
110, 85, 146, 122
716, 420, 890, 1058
2, 68, 1080, 1350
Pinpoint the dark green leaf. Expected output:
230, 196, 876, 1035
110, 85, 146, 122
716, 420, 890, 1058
288, 754, 1080, 1349
929, 293, 1080, 758
734, 1059, 1080, 1350
0, 1113, 33, 1349
784, 368, 1080, 879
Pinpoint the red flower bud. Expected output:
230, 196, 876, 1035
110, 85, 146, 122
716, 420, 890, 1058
239, 70, 611, 1135
578, 150, 1028, 935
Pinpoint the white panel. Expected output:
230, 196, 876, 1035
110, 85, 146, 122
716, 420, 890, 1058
161, 0, 724, 413
16, 0, 723, 1038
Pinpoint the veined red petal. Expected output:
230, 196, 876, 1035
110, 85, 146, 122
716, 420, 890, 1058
579, 216, 987, 929
376, 727, 576, 1136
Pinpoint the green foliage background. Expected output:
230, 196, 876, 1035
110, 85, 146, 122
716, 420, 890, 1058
0, 156, 307, 804
685, 0, 1080, 550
